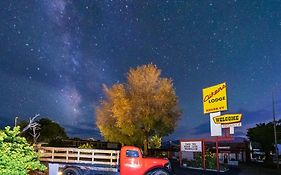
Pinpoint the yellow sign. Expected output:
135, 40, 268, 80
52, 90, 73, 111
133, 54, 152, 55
203, 82, 227, 114
213, 114, 242, 124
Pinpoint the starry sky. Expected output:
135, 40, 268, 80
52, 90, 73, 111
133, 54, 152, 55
1, 0, 281, 140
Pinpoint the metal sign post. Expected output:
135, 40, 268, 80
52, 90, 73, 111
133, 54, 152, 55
202, 140, 206, 170
209, 112, 222, 172
216, 136, 220, 172
210, 112, 222, 136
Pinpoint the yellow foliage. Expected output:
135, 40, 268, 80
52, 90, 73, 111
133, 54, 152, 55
95, 64, 181, 147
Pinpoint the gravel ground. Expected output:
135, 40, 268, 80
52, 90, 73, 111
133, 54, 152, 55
172, 162, 281, 175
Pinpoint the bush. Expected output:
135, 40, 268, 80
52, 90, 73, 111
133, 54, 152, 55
205, 151, 216, 169
0, 126, 46, 175
78, 143, 94, 149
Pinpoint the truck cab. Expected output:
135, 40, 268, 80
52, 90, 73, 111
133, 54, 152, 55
120, 146, 172, 175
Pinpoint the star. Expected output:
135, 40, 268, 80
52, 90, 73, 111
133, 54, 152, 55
1, 0, 281, 140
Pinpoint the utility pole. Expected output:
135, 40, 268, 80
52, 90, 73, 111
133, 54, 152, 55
272, 92, 279, 169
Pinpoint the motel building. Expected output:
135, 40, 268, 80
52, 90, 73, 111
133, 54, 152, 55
206, 137, 251, 165
162, 136, 251, 168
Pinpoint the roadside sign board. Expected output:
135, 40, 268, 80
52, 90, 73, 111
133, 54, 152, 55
221, 122, 242, 128
213, 114, 242, 124
181, 141, 202, 152
203, 82, 227, 114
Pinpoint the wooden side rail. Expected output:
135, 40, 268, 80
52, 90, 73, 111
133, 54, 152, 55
38, 147, 120, 166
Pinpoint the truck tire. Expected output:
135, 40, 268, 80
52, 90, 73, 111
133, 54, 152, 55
146, 168, 172, 175
63, 167, 82, 175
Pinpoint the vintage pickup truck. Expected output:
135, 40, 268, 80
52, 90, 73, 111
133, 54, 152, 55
39, 145, 173, 175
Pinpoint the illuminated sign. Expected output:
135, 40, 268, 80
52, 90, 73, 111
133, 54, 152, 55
221, 122, 242, 128
213, 114, 242, 124
181, 141, 202, 152
203, 82, 227, 114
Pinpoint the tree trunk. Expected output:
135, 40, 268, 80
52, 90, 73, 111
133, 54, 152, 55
143, 134, 149, 156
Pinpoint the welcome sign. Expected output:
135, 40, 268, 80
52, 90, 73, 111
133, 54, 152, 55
213, 114, 242, 124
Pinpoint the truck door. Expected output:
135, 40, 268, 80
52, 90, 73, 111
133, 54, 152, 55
120, 149, 142, 175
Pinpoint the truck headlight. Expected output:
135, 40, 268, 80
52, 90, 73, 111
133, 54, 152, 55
164, 162, 171, 171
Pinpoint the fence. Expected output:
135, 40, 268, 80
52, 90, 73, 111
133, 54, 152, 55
39, 147, 120, 167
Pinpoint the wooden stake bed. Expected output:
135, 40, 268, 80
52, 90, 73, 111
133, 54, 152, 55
39, 147, 120, 167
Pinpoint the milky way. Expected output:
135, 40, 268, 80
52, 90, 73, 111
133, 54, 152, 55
1, 0, 281, 140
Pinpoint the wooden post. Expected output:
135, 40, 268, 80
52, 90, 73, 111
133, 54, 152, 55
117, 151, 119, 165
91, 150, 94, 163
78, 150, 80, 162
51, 148, 54, 161
110, 152, 113, 166
66, 149, 69, 162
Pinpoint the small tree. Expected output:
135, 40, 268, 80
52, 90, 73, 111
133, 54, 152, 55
0, 126, 46, 175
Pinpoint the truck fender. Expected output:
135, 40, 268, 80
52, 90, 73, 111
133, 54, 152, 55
144, 167, 172, 175
62, 166, 82, 175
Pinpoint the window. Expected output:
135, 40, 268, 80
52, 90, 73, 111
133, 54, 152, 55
126, 150, 139, 158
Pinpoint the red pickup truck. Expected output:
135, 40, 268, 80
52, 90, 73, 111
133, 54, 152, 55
40, 145, 173, 175
120, 146, 172, 175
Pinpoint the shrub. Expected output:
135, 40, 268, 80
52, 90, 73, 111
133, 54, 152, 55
205, 151, 216, 169
78, 143, 94, 149
0, 126, 46, 175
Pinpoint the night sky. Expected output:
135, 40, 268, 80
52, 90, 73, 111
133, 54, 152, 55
1, 0, 281, 140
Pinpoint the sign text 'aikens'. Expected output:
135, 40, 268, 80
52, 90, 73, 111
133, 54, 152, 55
213, 114, 242, 124
203, 82, 227, 114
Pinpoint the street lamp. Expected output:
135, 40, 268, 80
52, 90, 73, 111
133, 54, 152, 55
272, 91, 279, 169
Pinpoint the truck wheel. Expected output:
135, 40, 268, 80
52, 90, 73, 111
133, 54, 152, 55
63, 167, 82, 175
146, 168, 172, 175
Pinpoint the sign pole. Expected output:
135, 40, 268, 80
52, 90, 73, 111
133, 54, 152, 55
216, 136, 220, 172
179, 140, 182, 167
202, 140, 206, 171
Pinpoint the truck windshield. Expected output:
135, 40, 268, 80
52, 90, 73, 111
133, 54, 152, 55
126, 150, 139, 157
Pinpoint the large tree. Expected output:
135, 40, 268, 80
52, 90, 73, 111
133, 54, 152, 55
96, 64, 181, 154
247, 119, 281, 166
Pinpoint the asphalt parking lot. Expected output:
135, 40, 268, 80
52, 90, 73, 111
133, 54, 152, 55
172, 163, 281, 175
